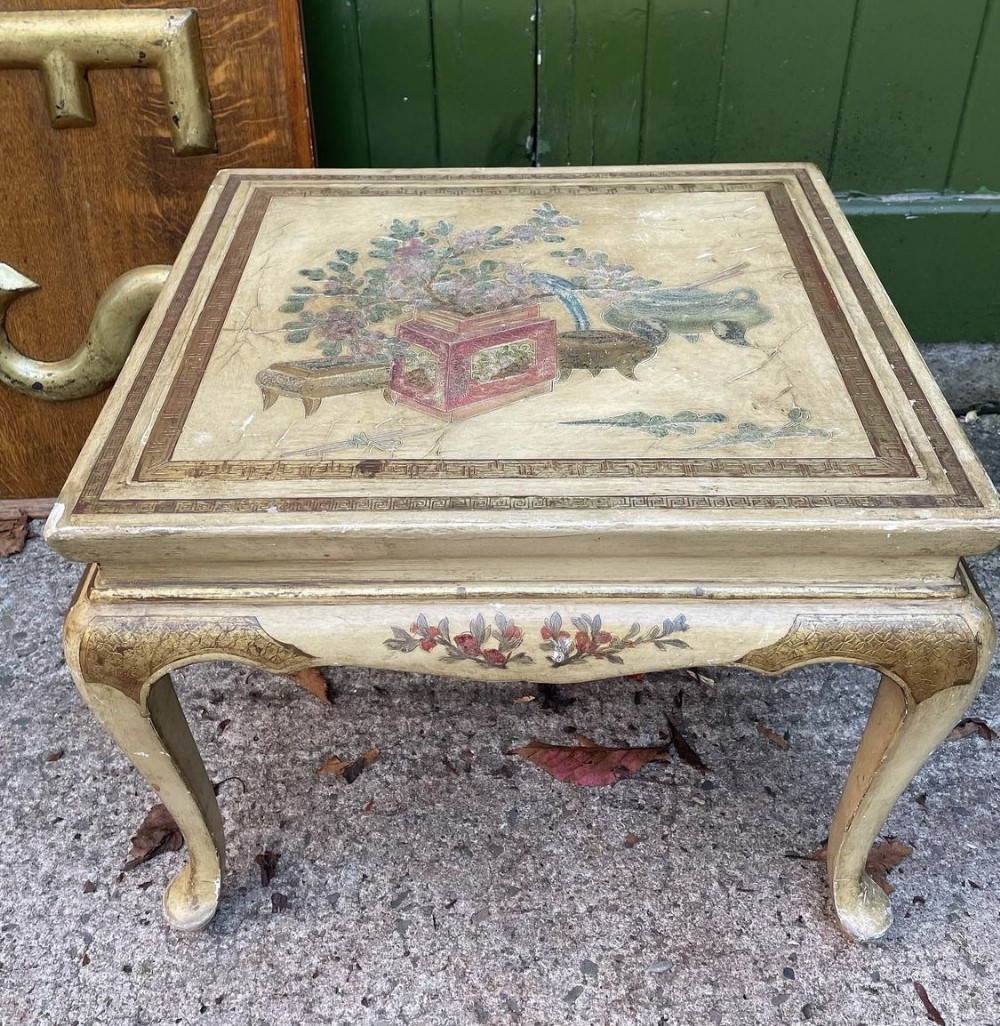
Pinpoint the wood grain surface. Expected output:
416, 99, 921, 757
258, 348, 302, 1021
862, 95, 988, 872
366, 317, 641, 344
0, 0, 313, 499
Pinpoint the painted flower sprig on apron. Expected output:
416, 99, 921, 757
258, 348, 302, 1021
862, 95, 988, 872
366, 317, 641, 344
385, 612, 531, 668
385, 612, 692, 668
541, 612, 690, 666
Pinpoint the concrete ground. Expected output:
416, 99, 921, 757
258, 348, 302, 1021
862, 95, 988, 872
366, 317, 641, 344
2, 418, 1000, 1026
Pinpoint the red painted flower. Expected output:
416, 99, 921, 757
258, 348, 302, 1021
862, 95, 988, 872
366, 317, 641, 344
594, 630, 613, 646
482, 649, 508, 667
502, 625, 523, 642
575, 631, 592, 654
418, 626, 441, 650
454, 633, 481, 657
541, 625, 570, 641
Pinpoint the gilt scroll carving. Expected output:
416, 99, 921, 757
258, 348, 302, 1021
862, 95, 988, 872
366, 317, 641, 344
738, 613, 980, 703
79, 615, 315, 702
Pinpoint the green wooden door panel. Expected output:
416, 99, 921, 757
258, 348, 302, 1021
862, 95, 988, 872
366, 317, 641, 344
300, 0, 1000, 340
640, 0, 728, 164
949, 0, 1000, 190
301, 0, 370, 167
847, 198, 1000, 343
357, 0, 437, 167
830, 0, 989, 192
713, 0, 857, 169
537, 0, 648, 166
430, 0, 536, 166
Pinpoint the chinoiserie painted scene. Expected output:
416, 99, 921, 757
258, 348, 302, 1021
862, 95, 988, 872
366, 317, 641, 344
174, 189, 868, 466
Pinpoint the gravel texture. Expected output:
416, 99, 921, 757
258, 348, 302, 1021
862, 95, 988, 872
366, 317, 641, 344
2, 418, 1000, 1026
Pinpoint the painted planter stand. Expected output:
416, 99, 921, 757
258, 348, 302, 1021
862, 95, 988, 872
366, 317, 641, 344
46, 166, 1000, 939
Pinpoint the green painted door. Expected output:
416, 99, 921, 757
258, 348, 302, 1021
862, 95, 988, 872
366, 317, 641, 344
300, 0, 1000, 342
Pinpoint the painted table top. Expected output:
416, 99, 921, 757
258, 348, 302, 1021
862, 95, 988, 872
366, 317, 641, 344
48, 166, 1000, 570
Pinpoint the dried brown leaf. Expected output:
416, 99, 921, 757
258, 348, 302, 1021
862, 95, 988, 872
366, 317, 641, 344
512, 694, 536, 704
124, 802, 183, 871
667, 716, 710, 774
757, 724, 789, 750
45, 750, 64, 763
255, 849, 279, 887
914, 982, 946, 1025
289, 667, 333, 704
0, 511, 28, 558
509, 736, 670, 787
318, 746, 380, 782
866, 838, 915, 894
808, 837, 913, 895
624, 833, 642, 848
946, 717, 996, 742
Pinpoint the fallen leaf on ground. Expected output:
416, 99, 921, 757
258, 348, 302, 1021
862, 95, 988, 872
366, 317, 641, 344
82, 880, 96, 893
45, 750, 64, 763
508, 735, 670, 787
624, 833, 642, 848
946, 717, 996, 742
803, 837, 913, 895
0, 511, 28, 558
124, 803, 183, 870
757, 724, 789, 750
271, 891, 288, 913
255, 849, 279, 886
914, 982, 946, 1025
666, 694, 710, 773
318, 747, 380, 781
512, 694, 535, 704
289, 667, 333, 704
667, 718, 710, 773
684, 668, 716, 686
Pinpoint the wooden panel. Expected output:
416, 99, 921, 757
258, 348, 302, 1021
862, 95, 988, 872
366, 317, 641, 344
0, 0, 313, 499
949, 0, 1000, 190
830, 0, 988, 192
301, 0, 370, 167
430, 0, 536, 167
357, 0, 437, 167
847, 197, 1000, 344
640, 0, 728, 164
537, 0, 648, 166
713, 0, 857, 169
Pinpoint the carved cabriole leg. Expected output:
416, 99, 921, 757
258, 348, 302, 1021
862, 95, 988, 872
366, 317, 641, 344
739, 582, 995, 941
63, 571, 315, 930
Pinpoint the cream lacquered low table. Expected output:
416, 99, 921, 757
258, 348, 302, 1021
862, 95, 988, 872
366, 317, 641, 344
46, 165, 1000, 939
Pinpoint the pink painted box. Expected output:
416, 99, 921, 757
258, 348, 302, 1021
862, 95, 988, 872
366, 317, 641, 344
389, 304, 557, 420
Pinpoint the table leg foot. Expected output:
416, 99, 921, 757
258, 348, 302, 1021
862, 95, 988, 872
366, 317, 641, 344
739, 577, 995, 940
828, 669, 988, 940
70, 670, 225, 929
62, 579, 317, 928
